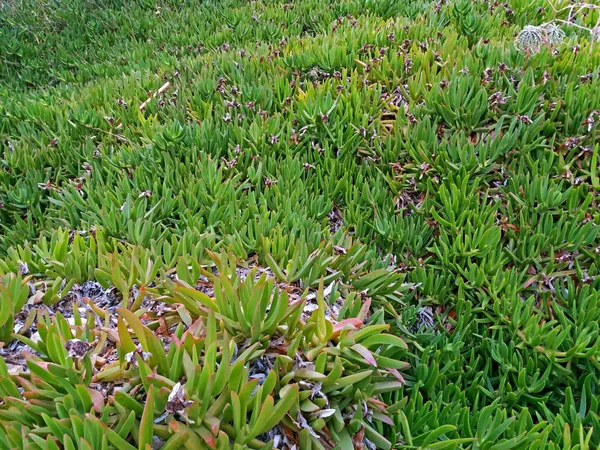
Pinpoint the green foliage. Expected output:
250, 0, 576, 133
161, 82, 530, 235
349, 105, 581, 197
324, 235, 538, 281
0, 273, 29, 342
0, 244, 409, 449
1, 0, 600, 448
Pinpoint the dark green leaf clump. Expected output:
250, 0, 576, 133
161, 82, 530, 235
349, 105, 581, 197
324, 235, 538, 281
1, 0, 600, 448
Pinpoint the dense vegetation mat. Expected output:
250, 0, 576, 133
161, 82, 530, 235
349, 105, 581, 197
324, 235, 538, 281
1, 0, 600, 448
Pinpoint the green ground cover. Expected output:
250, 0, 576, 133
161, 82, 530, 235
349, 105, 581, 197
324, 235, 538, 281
1, 0, 600, 448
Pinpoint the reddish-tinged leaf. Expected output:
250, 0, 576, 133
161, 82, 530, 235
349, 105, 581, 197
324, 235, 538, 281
524, 277, 537, 289
204, 414, 221, 435
196, 426, 217, 448
352, 344, 377, 367
373, 411, 395, 426
78, 438, 94, 450
388, 368, 406, 384
332, 318, 363, 337
357, 296, 371, 321
33, 361, 51, 370
169, 422, 204, 448
184, 318, 204, 337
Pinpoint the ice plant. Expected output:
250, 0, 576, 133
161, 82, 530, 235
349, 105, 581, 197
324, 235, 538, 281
1, 0, 600, 447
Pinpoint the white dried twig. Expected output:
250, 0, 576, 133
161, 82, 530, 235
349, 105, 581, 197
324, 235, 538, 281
139, 81, 171, 111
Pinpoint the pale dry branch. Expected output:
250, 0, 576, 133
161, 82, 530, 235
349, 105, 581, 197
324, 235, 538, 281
139, 81, 171, 111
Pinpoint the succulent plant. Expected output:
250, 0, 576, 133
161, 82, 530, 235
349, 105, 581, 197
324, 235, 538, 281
0, 249, 410, 449
0, 273, 30, 342
2, 0, 600, 447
